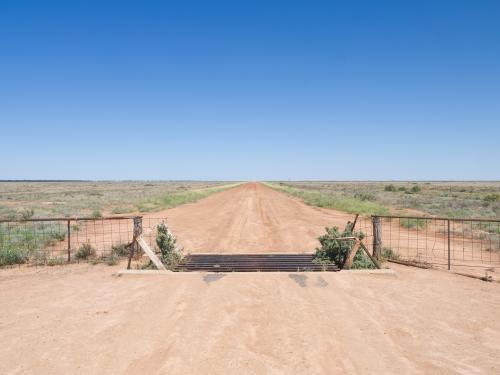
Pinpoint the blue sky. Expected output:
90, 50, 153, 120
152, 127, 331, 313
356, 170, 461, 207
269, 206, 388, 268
1, 0, 499, 180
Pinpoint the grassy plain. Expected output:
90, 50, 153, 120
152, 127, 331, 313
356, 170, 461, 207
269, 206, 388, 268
0, 181, 238, 219
267, 181, 500, 218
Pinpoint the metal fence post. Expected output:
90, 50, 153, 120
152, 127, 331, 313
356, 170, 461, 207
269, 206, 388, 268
67, 219, 71, 262
372, 216, 382, 259
447, 219, 451, 270
127, 216, 143, 269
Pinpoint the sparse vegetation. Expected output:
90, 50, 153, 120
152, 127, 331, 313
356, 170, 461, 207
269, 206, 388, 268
400, 218, 429, 230
0, 181, 238, 219
135, 185, 239, 213
105, 255, 119, 266
75, 243, 96, 259
484, 193, 500, 203
91, 209, 102, 218
0, 182, 240, 267
112, 243, 129, 257
46, 257, 64, 266
410, 184, 421, 193
0, 246, 28, 266
0, 222, 70, 266
385, 184, 397, 192
268, 181, 500, 219
266, 183, 389, 216
111, 206, 134, 214
382, 247, 399, 260
21, 208, 34, 220
156, 222, 183, 269
353, 192, 375, 201
313, 224, 375, 269
51, 231, 66, 242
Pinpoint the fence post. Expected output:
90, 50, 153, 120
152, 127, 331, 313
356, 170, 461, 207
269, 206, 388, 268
127, 216, 143, 269
447, 219, 451, 270
67, 219, 71, 262
372, 216, 382, 259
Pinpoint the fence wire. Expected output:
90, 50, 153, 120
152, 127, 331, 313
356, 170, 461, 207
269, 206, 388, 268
0, 216, 166, 266
355, 215, 500, 274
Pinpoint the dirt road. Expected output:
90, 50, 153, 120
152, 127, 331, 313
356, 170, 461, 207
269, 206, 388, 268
1, 263, 499, 374
147, 182, 353, 253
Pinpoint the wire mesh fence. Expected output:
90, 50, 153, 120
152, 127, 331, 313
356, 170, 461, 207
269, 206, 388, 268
0, 216, 166, 266
354, 215, 500, 274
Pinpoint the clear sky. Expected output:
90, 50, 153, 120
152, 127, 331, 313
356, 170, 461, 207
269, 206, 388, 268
1, 0, 499, 180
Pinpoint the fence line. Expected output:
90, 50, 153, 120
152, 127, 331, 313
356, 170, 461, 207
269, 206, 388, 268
355, 215, 500, 274
0, 216, 165, 266
2, 213, 499, 273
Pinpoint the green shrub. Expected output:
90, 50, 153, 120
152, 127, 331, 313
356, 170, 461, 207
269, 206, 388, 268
484, 193, 500, 203
51, 230, 66, 242
75, 243, 96, 259
398, 186, 407, 192
21, 208, 35, 220
111, 206, 133, 214
354, 192, 375, 201
89, 256, 103, 265
400, 218, 428, 230
112, 243, 129, 257
47, 257, 64, 266
410, 185, 421, 193
106, 255, 119, 266
266, 184, 389, 215
29, 251, 49, 266
91, 209, 102, 218
482, 223, 500, 235
313, 224, 374, 269
156, 222, 183, 268
384, 184, 397, 192
0, 246, 29, 266
382, 247, 399, 260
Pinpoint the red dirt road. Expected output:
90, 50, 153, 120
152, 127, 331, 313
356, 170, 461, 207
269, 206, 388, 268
148, 182, 352, 253
1, 264, 499, 374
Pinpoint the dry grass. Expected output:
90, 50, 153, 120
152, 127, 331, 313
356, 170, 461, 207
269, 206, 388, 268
268, 181, 500, 219
0, 181, 239, 219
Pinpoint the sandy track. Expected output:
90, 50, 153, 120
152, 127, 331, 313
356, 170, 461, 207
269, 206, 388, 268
146, 182, 353, 253
1, 263, 499, 374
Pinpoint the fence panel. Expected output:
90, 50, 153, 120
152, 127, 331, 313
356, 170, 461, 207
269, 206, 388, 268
370, 215, 500, 273
0, 216, 167, 266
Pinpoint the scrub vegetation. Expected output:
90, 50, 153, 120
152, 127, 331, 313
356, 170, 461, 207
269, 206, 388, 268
0, 181, 239, 219
267, 181, 500, 219
265, 183, 389, 216
0, 181, 239, 267
313, 224, 375, 269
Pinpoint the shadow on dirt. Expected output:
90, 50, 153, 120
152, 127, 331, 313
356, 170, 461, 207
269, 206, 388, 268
203, 273, 226, 284
289, 274, 308, 287
315, 276, 328, 288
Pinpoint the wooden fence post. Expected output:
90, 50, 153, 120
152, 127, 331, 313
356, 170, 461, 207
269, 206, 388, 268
67, 219, 71, 262
127, 216, 143, 269
372, 216, 382, 260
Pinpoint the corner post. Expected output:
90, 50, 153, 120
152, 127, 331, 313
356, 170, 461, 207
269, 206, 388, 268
372, 216, 382, 260
127, 216, 143, 269
67, 219, 71, 262
447, 219, 451, 270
